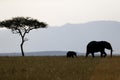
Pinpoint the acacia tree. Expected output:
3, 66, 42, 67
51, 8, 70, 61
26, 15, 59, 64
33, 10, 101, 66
0, 17, 47, 56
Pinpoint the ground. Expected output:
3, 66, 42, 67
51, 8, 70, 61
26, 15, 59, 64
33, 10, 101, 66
0, 56, 119, 80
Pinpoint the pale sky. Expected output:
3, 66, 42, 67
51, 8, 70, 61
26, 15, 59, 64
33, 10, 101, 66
0, 0, 120, 55
0, 0, 120, 26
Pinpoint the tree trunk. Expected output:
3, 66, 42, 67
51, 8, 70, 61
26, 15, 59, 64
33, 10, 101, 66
21, 37, 25, 56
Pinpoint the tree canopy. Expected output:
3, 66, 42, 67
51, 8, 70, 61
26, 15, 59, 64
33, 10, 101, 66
0, 17, 47, 33
0, 17, 47, 56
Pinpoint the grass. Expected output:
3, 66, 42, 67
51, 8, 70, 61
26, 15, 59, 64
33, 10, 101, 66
90, 56, 120, 80
0, 56, 119, 80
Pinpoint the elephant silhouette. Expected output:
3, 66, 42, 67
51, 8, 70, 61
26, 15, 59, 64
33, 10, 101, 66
66, 51, 77, 58
86, 41, 113, 58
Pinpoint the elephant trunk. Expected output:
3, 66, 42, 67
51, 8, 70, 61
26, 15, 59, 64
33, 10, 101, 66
110, 48, 113, 57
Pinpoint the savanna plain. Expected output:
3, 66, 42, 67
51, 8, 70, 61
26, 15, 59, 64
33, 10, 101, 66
0, 56, 120, 80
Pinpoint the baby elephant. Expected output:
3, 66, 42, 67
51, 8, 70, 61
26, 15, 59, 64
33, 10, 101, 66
66, 51, 77, 58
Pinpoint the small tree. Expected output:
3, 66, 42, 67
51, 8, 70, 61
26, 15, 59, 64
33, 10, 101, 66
0, 17, 47, 56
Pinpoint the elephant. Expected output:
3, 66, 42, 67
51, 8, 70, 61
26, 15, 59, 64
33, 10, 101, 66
86, 41, 113, 58
66, 51, 77, 58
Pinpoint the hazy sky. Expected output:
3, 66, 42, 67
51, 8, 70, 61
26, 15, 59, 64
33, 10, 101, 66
0, 0, 120, 26
0, 0, 120, 55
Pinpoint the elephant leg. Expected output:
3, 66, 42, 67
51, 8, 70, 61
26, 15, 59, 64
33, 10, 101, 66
71, 55, 74, 58
86, 53, 89, 57
103, 52, 107, 57
101, 51, 107, 58
100, 53, 104, 57
91, 53, 95, 58
100, 53, 102, 57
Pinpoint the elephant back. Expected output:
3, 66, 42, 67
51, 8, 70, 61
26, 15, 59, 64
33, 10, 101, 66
87, 41, 100, 52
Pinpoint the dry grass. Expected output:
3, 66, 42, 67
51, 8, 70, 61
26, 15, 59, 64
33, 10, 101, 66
0, 56, 119, 80
90, 56, 120, 80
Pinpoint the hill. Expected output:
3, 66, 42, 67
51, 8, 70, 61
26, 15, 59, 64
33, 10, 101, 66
0, 21, 120, 55
0, 51, 84, 56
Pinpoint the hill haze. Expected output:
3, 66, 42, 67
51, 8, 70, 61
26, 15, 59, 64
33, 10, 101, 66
0, 21, 120, 55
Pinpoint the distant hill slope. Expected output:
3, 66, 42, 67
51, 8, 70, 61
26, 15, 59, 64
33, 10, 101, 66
0, 21, 120, 55
0, 51, 84, 56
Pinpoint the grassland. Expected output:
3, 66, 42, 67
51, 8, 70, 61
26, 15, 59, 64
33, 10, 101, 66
0, 56, 119, 80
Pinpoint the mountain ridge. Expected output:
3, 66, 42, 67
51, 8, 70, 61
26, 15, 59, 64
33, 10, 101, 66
54, 20, 120, 28
0, 21, 120, 54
